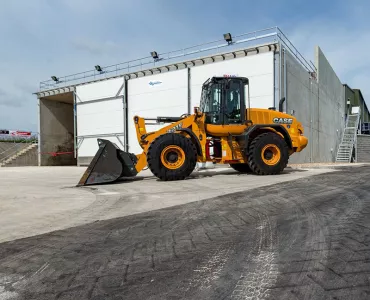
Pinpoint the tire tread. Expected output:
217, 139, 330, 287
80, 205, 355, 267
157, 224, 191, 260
147, 133, 197, 181
247, 132, 289, 175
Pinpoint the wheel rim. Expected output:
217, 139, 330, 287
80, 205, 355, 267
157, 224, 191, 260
261, 144, 281, 166
160, 145, 186, 169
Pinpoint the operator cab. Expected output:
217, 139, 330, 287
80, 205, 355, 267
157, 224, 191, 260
200, 76, 249, 125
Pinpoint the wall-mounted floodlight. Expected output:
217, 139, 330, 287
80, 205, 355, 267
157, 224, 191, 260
151, 51, 159, 59
51, 76, 59, 82
223, 33, 233, 45
95, 65, 103, 72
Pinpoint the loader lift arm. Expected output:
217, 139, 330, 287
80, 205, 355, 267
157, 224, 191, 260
77, 113, 205, 186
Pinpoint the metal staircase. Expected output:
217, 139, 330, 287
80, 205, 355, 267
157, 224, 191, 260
335, 110, 361, 163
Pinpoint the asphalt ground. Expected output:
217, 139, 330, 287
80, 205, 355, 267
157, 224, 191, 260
1, 166, 370, 299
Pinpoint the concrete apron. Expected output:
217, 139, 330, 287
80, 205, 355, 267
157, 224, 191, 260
0, 165, 340, 243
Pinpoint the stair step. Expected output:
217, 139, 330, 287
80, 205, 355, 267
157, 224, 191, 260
337, 113, 360, 163
0, 143, 38, 167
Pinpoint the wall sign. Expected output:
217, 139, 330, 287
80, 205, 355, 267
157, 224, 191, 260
148, 80, 163, 87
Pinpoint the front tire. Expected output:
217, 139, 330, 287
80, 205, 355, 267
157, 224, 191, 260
147, 133, 197, 181
247, 132, 289, 175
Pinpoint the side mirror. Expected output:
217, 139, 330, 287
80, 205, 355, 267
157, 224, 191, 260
194, 106, 200, 114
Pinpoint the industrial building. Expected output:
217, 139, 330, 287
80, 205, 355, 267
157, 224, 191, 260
34, 27, 370, 167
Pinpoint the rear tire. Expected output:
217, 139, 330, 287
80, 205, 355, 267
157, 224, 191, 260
229, 163, 251, 173
147, 133, 197, 181
247, 132, 289, 175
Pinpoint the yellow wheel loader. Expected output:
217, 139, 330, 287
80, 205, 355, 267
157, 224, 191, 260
77, 76, 308, 186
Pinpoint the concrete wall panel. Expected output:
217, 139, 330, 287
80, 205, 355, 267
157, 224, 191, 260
285, 46, 344, 163
285, 51, 312, 163
316, 47, 345, 162
39, 96, 76, 166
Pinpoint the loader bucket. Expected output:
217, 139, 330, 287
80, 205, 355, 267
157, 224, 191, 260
77, 139, 138, 186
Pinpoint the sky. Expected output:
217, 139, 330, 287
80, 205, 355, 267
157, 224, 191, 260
0, 0, 369, 131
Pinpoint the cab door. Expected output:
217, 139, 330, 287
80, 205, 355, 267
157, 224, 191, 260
222, 79, 246, 125
205, 78, 248, 136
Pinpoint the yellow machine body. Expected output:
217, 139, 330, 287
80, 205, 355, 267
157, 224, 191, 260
77, 76, 308, 186
132, 108, 308, 173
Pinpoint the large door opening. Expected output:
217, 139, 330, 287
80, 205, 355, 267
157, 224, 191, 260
39, 92, 77, 166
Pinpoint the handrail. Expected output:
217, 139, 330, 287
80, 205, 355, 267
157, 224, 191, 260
0, 133, 39, 164
275, 28, 316, 72
38, 26, 314, 92
0, 143, 34, 164
0, 143, 23, 156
